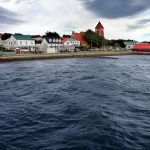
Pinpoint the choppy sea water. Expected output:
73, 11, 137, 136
0, 56, 150, 150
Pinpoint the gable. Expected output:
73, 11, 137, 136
95, 21, 104, 29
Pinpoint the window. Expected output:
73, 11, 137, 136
31, 41, 33, 44
20, 41, 22, 44
25, 41, 27, 44
14, 41, 16, 44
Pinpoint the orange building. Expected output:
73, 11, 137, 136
71, 31, 89, 47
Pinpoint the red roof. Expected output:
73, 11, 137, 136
61, 37, 67, 44
132, 43, 150, 52
95, 21, 104, 29
72, 32, 88, 46
133, 43, 150, 49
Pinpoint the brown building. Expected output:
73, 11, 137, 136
95, 21, 104, 37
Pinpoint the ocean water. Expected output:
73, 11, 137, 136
0, 56, 150, 150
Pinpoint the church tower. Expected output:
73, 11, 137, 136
95, 21, 104, 37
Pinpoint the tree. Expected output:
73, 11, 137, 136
106, 39, 126, 48
45, 31, 60, 38
2, 33, 12, 40
84, 29, 105, 47
63, 35, 71, 38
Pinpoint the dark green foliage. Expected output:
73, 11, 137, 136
0, 46, 7, 51
2, 33, 12, 40
106, 39, 126, 48
45, 31, 60, 38
15, 33, 22, 35
141, 41, 150, 43
63, 35, 71, 38
84, 29, 105, 47
0, 46, 13, 52
31, 35, 42, 38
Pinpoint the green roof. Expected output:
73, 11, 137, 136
13, 34, 33, 40
124, 41, 138, 45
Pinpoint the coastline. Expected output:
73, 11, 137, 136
0, 50, 136, 63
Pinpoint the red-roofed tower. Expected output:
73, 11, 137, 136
95, 21, 104, 37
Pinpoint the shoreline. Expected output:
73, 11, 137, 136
0, 51, 136, 63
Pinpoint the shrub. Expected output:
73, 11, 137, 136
0, 46, 14, 52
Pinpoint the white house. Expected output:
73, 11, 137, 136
40, 37, 63, 53
3, 34, 35, 52
61, 38, 80, 51
124, 41, 139, 50
3, 39, 10, 48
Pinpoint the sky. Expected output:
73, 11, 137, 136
0, 0, 150, 41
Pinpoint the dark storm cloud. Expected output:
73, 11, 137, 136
0, 6, 25, 24
81, 0, 150, 19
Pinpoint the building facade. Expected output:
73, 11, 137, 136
40, 37, 63, 53
3, 34, 35, 52
71, 31, 88, 47
95, 21, 104, 37
62, 38, 80, 51
124, 41, 139, 50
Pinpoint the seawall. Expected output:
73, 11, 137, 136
0, 51, 136, 63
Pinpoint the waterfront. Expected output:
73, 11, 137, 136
0, 56, 150, 150
0, 51, 134, 62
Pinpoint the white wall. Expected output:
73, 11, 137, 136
40, 39, 49, 53
3, 35, 35, 49
17, 40, 35, 47
64, 40, 80, 46
47, 48, 57, 53
125, 44, 134, 50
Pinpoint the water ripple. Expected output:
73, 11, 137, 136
0, 56, 150, 150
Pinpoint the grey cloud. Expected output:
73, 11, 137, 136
0, 0, 35, 4
0, 6, 25, 24
127, 18, 150, 30
142, 33, 150, 37
138, 18, 150, 24
0, 15, 25, 24
80, 0, 150, 19
0, 6, 17, 16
